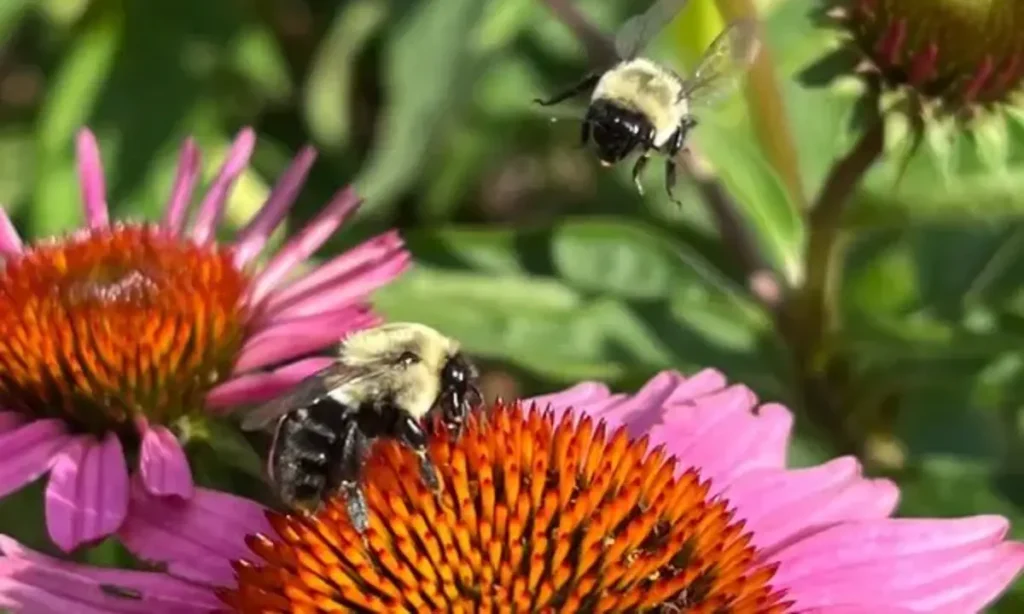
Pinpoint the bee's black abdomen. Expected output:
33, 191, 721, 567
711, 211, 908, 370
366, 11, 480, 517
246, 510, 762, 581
269, 398, 351, 510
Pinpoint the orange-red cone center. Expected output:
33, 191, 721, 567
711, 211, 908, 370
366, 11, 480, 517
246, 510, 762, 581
220, 402, 791, 613
0, 223, 250, 435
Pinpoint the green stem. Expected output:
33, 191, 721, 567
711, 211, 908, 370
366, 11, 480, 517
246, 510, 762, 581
783, 89, 885, 456
716, 0, 807, 211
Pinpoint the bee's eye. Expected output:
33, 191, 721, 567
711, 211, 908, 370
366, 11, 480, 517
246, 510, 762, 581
397, 351, 420, 366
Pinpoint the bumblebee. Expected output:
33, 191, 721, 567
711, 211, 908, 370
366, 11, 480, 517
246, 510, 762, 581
241, 322, 480, 532
536, 0, 761, 203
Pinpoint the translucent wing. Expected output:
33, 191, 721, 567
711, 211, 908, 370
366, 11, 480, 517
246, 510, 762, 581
681, 18, 761, 108
614, 0, 693, 60
240, 362, 374, 431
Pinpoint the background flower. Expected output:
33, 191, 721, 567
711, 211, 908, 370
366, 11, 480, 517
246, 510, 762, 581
0, 128, 408, 552
1, 370, 1020, 612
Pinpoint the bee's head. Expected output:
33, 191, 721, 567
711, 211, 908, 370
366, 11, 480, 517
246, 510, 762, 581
436, 352, 481, 438
584, 99, 654, 165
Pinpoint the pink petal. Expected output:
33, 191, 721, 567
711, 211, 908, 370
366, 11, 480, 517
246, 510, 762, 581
45, 433, 129, 552
652, 379, 793, 476
161, 138, 201, 235
723, 457, 899, 554
138, 425, 194, 498
801, 608, 917, 614
119, 486, 271, 587
232, 146, 318, 269
0, 535, 218, 613
652, 401, 792, 490
246, 185, 360, 307
261, 250, 410, 322
206, 356, 334, 411
0, 207, 23, 255
771, 516, 1022, 612
232, 306, 378, 373
259, 230, 407, 316
189, 128, 256, 244
0, 419, 73, 498
76, 130, 109, 229
583, 370, 728, 433
525, 381, 612, 418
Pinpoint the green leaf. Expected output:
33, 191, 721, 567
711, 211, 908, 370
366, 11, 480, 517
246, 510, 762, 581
32, 4, 123, 235
0, 0, 31, 44
374, 220, 785, 396
303, 0, 388, 151
695, 119, 807, 285
354, 0, 490, 214
851, 107, 1024, 226
183, 415, 265, 481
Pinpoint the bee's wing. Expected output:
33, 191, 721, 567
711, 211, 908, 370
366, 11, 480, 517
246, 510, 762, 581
614, 0, 693, 60
680, 18, 761, 109
239, 362, 373, 431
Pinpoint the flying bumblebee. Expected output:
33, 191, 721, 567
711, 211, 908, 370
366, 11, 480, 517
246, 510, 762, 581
240, 322, 480, 533
535, 0, 761, 203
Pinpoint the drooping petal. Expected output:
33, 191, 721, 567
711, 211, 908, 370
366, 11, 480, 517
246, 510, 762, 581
232, 145, 318, 269
190, 128, 257, 244
205, 356, 334, 410
75, 130, 109, 229
233, 305, 378, 373
45, 433, 130, 552
0, 419, 73, 498
138, 425, 194, 498
723, 457, 900, 554
259, 230, 408, 318
0, 207, 23, 255
771, 516, 1023, 613
0, 535, 218, 613
161, 138, 201, 235
118, 486, 271, 587
0, 411, 24, 433
246, 186, 360, 307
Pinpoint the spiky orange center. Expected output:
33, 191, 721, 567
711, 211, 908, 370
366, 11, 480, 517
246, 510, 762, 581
847, 0, 1024, 104
219, 403, 791, 613
0, 223, 250, 435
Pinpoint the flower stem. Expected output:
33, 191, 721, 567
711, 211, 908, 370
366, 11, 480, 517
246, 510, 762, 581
781, 87, 885, 456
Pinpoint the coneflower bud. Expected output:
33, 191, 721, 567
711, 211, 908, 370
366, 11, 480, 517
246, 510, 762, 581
835, 0, 1024, 110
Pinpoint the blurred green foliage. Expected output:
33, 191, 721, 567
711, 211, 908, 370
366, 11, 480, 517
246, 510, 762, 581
0, 0, 1021, 609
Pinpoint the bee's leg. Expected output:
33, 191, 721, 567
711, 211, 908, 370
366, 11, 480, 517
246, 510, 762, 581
333, 420, 370, 533
396, 415, 441, 493
533, 73, 600, 106
632, 154, 650, 196
664, 158, 682, 205
663, 118, 696, 205
580, 120, 591, 148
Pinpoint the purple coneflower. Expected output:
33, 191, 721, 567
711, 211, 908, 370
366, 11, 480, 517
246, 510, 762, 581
0, 128, 409, 553
1, 370, 1021, 612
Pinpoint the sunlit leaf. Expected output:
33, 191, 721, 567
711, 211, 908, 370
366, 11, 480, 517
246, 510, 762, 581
304, 0, 387, 151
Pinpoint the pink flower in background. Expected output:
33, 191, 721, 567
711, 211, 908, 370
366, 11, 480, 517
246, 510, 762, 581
1, 370, 1021, 612
0, 128, 409, 553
